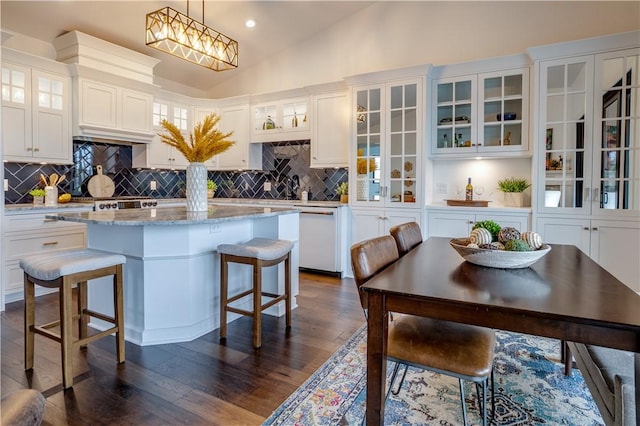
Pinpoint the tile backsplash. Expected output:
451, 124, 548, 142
4, 140, 348, 204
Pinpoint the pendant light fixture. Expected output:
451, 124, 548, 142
145, 0, 238, 71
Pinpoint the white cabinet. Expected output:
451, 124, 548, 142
75, 79, 153, 142
2, 209, 88, 302
532, 34, 640, 293
217, 104, 262, 170
251, 97, 310, 142
430, 65, 530, 157
426, 208, 531, 238
351, 78, 423, 207
351, 208, 423, 245
2, 62, 72, 163
311, 91, 349, 168
536, 218, 639, 292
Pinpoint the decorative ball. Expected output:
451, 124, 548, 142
504, 239, 532, 252
521, 231, 543, 250
466, 243, 479, 248
479, 242, 505, 250
469, 228, 492, 245
498, 227, 521, 244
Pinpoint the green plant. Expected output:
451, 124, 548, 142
159, 113, 235, 163
497, 177, 531, 193
29, 188, 46, 196
225, 179, 235, 189
472, 220, 501, 242
336, 182, 348, 195
207, 180, 217, 191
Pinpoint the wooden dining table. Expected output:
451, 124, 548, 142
360, 237, 640, 425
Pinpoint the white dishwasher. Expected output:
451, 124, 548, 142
298, 206, 339, 273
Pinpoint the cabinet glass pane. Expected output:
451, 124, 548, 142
455, 80, 472, 102
390, 109, 402, 133
405, 84, 417, 108
355, 88, 382, 203
390, 133, 403, 156
404, 108, 416, 132
438, 83, 452, 103
390, 86, 402, 109
484, 77, 502, 99
504, 74, 523, 97
596, 54, 640, 211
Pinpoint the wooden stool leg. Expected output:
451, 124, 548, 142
219, 254, 228, 340
78, 281, 88, 347
285, 255, 291, 329
60, 277, 74, 388
24, 274, 35, 371
114, 265, 125, 363
253, 259, 262, 349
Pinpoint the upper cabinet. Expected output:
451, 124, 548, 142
217, 103, 262, 170
429, 56, 530, 158
351, 76, 424, 208
74, 79, 154, 143
2, 61, 72, 164
536, 48, 639, 219
251, 97, 310, 142
311, 91, 349, 168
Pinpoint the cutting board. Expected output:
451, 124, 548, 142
445, 199, 490, 207
87, 165, 115, 198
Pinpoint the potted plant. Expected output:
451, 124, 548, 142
29, 188, 45, 205
159, 113, 234, 211
336, 182, 349, 203
497, 177, 531, 207
207, 180, 217, 198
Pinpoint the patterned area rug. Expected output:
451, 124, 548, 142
263, 324, 604, 425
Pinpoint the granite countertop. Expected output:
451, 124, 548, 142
45, 205, 299, 226
4, 202, 94, 212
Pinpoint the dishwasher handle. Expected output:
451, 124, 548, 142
300, 211, 334, 216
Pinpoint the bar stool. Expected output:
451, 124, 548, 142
20, 249, 126, 389
218, 238, 294, 348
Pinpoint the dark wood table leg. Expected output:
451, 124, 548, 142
635, 352, 639, 426
366, 292, 387, 425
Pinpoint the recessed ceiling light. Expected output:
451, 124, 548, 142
245, 19, 256, 28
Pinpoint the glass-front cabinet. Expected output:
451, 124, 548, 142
352, 78, 422, 207
251, 97, 309, 142
538, 49, 639, 217
431, 67, 529, 157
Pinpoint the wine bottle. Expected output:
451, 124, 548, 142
443, 134, 449, 148
465, 178, 473, 201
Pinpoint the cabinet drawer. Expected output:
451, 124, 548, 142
4, 211, 88, 232
4, 230, 86, 260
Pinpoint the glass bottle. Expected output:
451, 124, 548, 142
443, 134, 449, 148
458, 133, 464, 147
465, 177, 473, 201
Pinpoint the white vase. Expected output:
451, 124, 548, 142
357, 175, 369, 201
44, 186, 58, 206
186, 162, 208, 212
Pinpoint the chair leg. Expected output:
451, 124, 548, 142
459, 379, 468, 426
24, 274, 35, 371
284, 255, 291, 329
219, 255, 228, 341
77, 281, 88, 347
563, 341, 573, 376
253, 260, 262, 349
60, 277, 74, 388
113, 265, 125, 363
481, 379, 488, 426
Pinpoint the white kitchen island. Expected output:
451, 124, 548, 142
47, 205, 299, 346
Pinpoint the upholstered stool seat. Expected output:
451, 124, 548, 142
218, 238, 294, 348
1, 389, 46, 426
20, 248, 126, 389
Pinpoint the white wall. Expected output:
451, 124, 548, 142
210, 1, 640, 98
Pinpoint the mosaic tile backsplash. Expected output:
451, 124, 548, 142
4, 140, 348, 204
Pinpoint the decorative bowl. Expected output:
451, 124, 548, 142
449, 238, 551, 269
497, 112, 517, 121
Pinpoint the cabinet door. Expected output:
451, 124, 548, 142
218, 104, 260, 170
121, 89, 153, 134
478, 69, 529, 153
592, 49, 640, 218
382, 210, 423, 235
475, 213, 530, 233
311, 92, 348, 168
535, 217, 591, 254
80, 80, 117, 128
351, 209, 384, 244
387, 80, 420, 206
2, 64, 32, 159
589, 219, 639, 292
432, 76, 476, 154
537, 56, 594, 214
31, 70, 70, 162
427, 212, 474, 238
353, 85, 384, 205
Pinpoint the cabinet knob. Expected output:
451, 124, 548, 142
592, 227, 598, 231
583, 227, 590, 230
468, 220, 474, 224
33, 148, 40, 152
26, 147, 33, 151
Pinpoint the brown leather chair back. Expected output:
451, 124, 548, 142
350, 235, 399, 310
389, 222, 423, 257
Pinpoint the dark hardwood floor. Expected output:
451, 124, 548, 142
1, 272, 364, 425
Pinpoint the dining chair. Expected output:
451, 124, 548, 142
350, 235, 496, 426
389, 221, 423, 256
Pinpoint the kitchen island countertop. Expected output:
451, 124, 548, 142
46, 204, 298, 226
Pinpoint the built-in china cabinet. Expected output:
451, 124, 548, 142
531, 32, 640, 292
